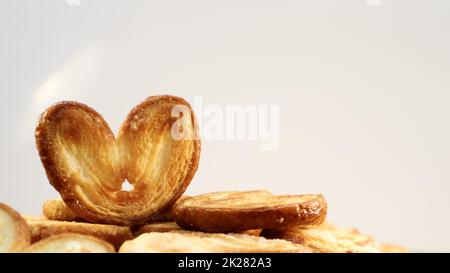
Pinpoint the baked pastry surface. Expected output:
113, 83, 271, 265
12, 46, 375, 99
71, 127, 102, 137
0, 203, 31, 253
135, 222, 182, 235
27, 219, 132, 248
380, 243, 408, 253
174, 190, 327, 232
23, 233, 114, 253
119, 231, 312, 253
35, 95, 200, 225
261, 223, 381, 253
43, 199, 80, 222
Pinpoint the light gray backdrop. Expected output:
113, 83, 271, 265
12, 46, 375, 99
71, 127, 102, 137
1, 0, 449, 251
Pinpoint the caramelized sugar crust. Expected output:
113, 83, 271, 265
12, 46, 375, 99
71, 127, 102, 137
174, 191, 327, 232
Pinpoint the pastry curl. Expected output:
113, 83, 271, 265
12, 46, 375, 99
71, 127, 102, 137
35, 95, 200, 225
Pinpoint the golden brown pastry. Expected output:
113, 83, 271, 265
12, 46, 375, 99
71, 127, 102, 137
27, 219, 133, 248
380, 243, 408, 253
261, 223, 380, 253
43, 199, 80, 222
21, 215, 47, 221
35, 95, 200, 225
119, 231, 312, 253
135, 222, 262, 237
0, 203, 31, 253
173, 191, 327, 232
43, 195, 191, 223
23, 233, 115, 253
135, 222, 183, 235
155, 195, 192, 222
239, 229, 262, 237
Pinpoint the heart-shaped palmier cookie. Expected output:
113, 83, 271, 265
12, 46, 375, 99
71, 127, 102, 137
35, 95, 200, 225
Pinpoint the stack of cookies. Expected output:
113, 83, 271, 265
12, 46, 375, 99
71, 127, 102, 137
0, 96, 406, 253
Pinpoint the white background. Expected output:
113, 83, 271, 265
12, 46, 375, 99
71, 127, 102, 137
1, 0, 449, 251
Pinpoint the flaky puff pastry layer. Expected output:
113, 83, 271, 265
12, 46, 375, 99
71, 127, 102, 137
119, 231, 312, 253
173, 190, 327, 232
0, 203, 31, 253
43, 195, 191, 223
35, 95, 200, 225
380, 243, 408, 253
42, 199, 80, 222
135, 222, 261, 237
23, 233, 115, 253
27, 219, 133, 249
261, 223, 381, 253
